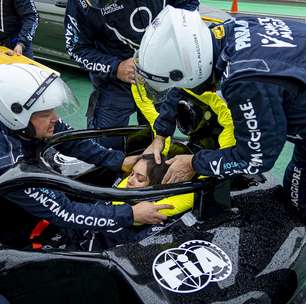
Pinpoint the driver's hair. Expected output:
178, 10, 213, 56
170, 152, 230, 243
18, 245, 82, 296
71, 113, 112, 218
142, 154, 169, 186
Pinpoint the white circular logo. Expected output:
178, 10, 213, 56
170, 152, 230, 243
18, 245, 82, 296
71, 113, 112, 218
130, 7, 152, 33
152, 240, 232, 293
53, 152, 81, 165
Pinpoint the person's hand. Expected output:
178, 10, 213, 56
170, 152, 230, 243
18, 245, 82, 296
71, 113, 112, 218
121, 154, 142, 173
162, 154, 195, 184
6, 43, 24, 56
5, 48, 14, 56
143, 135, 165, 164
117, 58, 135, 84
132, 201, 174, 224
13, 43, 24, 56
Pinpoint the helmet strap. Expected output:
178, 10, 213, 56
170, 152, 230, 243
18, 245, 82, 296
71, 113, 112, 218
23, 73, 58, 111
16, 122, 37, 139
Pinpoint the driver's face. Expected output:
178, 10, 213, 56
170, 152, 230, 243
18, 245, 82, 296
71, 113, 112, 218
30, 109, 58, 139
127, 159, 150, 188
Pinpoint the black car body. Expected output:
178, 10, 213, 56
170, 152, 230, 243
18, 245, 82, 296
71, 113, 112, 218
0, 127, 305, 304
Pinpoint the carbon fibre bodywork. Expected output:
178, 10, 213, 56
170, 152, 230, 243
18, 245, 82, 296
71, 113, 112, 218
0, 127, 305, 304
0, 182, 305, 303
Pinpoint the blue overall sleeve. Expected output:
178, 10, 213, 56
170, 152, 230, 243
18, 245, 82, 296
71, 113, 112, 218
15, 0, 39, 47
4, 187, 133, 230
64, 0, 199, 81
64, 0, 120, 80
54, 120, 125, 171
192, 80, 288, 176
154, 88, 182, 137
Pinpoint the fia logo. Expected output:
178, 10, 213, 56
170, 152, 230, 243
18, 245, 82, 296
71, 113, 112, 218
152, 240, 232, 293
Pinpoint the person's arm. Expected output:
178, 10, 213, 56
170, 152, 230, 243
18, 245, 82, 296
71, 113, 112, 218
54, 120, 125, 171
64, 0, 121, 80
14, 0, 39, 48
5, 187, 133, 231
169, 0, 199, 11
192, 80, 288, 176
143, 88, 181, 163
154, 88, 182, 137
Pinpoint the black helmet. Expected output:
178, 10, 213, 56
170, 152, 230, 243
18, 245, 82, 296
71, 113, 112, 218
177, 93, 215, 135
176, 92, 222, 149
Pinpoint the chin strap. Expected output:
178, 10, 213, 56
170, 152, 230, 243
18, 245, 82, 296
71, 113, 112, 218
12, 123, 46, 162
10, 121, 36, 139
19, 121, 36, 138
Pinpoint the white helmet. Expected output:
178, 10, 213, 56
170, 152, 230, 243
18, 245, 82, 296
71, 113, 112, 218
0, 64, 79, 130
135, 5, 213, 99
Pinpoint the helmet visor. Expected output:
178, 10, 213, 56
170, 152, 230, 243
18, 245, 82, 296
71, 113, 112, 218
134, 50, 171, 104
27, 74, 80, 119
53, 78, 80, 119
